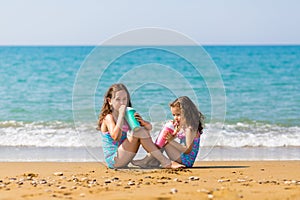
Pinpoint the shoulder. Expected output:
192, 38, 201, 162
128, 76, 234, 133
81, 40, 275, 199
101, 114, 115, 132
104, 113, 114, 121
184, 126, 197, 135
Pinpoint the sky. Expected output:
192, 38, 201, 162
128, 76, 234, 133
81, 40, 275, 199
0, 0, 299, 45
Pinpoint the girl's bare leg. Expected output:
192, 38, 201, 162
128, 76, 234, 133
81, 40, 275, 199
133, 128, 184, 169
132, 153, 160, 168
114, 136, 141, 168
164, 143, 183, 163
148, 157, 160, 167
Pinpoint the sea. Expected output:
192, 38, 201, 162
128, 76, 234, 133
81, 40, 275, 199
0, 45, 299, 162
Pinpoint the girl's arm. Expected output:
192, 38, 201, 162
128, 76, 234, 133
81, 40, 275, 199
167, 128, 197, 154
134, 113, 152, 131
104, 105, 126, 141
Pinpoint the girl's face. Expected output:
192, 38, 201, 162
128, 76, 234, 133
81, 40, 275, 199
171, 106, 181, 125
109, 90, 128, 111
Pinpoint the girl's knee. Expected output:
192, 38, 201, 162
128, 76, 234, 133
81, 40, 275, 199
133, 128, 150, 138
114, 146, 136, 168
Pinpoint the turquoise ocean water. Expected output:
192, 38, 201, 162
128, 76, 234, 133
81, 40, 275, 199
0, 46, 299, 161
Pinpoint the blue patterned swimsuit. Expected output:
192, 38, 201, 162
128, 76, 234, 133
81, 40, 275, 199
101, 124, 129, 168
177, 129, 201, 167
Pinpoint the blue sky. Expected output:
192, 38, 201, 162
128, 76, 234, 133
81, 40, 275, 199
0, 0, 299, 45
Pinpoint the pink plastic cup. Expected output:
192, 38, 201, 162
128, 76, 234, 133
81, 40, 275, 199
155, 121, 175, 148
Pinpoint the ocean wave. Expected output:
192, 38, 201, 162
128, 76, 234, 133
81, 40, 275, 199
0, 121, 99, 147
201, 122, 300, 147
0, 121, 299, 148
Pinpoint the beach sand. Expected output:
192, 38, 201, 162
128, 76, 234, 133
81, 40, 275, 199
0, 161, 299, 200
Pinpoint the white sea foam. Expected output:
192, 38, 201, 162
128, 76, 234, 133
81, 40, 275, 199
201, 122, 300, 147
0, 121, 299, 148
0, 121, 100, 147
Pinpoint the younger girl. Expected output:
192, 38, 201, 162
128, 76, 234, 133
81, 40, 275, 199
132, 96, 205, 168
97, 83, 184, 169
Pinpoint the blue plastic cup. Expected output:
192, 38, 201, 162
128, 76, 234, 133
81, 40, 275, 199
125, 107, 141, 131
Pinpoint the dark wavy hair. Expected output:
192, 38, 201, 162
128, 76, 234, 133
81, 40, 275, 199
170, 96, 205, 133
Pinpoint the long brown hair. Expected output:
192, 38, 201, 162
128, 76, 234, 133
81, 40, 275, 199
97, 83, 132, 130
170, 96, 205, 133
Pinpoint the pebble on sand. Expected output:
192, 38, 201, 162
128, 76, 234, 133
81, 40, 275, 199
53, 172, 64, 176
170, 188, 178, 194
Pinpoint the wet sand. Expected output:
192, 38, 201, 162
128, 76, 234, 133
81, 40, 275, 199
0, 161, 299, 200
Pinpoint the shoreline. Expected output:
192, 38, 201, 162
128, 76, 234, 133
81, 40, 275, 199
0, 161, 299, 200
0, 146, 299, 162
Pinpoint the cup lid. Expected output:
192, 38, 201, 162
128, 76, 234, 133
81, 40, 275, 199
126, 107, 135, 111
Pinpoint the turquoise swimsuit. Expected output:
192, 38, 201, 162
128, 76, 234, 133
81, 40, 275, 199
177, 130, 201, 168
101, 125, 129, 168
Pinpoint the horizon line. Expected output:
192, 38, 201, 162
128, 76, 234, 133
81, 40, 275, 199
0, 43, 300, 47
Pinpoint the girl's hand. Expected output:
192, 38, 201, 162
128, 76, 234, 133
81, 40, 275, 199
134, 112, 152, 130
165, 132, 175, 142
134, 112, 146, 126
118, 105, 126, 117
173, 121, 180, 135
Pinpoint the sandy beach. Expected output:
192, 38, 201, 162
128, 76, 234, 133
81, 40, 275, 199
0, 161, 299, 200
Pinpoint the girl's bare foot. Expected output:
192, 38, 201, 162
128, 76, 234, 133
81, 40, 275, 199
131, 159, 149, 168
148, 159, 160, 167
132, 158, 161, 168
162, 161, 185, 169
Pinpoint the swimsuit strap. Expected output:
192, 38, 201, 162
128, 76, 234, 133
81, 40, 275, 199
101, 122, 129, 135
177, 129, 201, 139
122, 123, 129, 132
177, 129, 185, 139
195, 131, 201, 138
